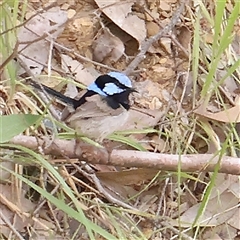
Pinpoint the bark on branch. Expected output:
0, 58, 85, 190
9, 136, 240, 175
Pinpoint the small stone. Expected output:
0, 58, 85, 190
67, 9, 76, 19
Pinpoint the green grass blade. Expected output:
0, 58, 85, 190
0, 144, 117, 239
0, 114, 42, 143
108, 134, 147, 151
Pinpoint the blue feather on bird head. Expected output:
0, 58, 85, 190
87, 72, 135, 110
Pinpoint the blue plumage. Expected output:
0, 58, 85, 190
87, 82, 107, 96
107, 72, 132, 88
87, 71, 132, 96
30, 71, 135, 110
30, 71, 136, 140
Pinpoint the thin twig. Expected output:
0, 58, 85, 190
0, 2, 58, 36
143, 7, 189, 58
73, 163, 138, 211
17, 56, 60, 120
161, 221, 194, 240
124, 0, 187, 75
156, 178, 170, 216
0, 211, 25, 240
52, 41, 117, 72
0, 42, 19, 73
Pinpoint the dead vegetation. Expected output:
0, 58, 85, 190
0, 0, 239, 239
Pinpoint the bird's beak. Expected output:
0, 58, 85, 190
131, 88, 138, 93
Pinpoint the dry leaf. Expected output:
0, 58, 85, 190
96, 169, 161, 202
60, 54, 99, 86
0, 184, 36, 237
121, 108, 163, 131
208, 173, 239, 200
194, 104, 240, 123
202, 224, 237, 239
177, 26, 191, 50
217, 69, 239, 94
96, 168, 161, 185
18, 7, 67, 75
0, 161, 15, 182
98, 179, 138, 200
0, 184, 36, 213
92, 28, 125, 63
228, 208, 240, 230
94, 0, 146, 47
228, 181, 240, 198
173, 192, 238, 227
146, 22, 160, 37
41, 6, 67, 25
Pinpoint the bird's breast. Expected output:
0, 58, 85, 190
68, 109, 129, 141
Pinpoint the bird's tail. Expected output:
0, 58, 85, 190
29, 80, 78, 108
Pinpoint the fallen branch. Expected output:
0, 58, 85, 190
9, 135, 240, 175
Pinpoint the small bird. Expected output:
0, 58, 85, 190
31, 72, 136, 141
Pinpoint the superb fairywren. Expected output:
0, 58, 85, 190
31, 72, 136, 141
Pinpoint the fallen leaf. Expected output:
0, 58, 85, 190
18, 7, 67, 75
96, 169, 161, 202
0, 160, 15, 182
228, 181, 240, 198
173, 192, 238, 227
202, 224, 237, 239
146, 22, 160, 37
94, 0, 146, 47
96, 168, 161, 185
177, 26, 191, 50
92, 28, 125, 63
228, 208, 240, 230
60, 54, 99, 86
217, 69, 239, 94
0, 184, 36, 214
194, 104, 240, 123
121, 108, 163, 131
208, 173, 239, 200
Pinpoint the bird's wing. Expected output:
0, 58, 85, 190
64, 95, 124, 123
